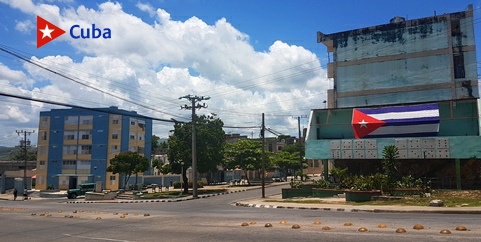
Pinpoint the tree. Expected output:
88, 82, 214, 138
224, 139, 264, 185
278, 143, 306, 180
152, 158, 172, 175
382, 145, 400, 195
271, 150, 301, 180
168, 115, 225, 193
151, 135, 161, 153
151, 135, 169, 154
107, 151, 149, 189
9, 147, 37, 161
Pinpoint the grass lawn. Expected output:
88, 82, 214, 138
266, 190, 481, 207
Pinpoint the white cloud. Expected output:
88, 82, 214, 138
136, 2, 156, 17
0, 0, 36, 14
15, 19, 34, 33
0, 1, 328, 146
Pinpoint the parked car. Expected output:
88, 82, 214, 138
272, 177, 286, 182
67, 183, 95, 199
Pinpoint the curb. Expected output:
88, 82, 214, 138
65, 189, 248, 204
233, 202, 481, 214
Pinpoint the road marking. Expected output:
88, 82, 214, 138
63, 234, 134, 242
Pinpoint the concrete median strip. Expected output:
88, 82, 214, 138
234, 200, 481, 214
63, 188, 248, 204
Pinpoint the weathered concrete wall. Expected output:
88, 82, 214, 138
85, 191, 117, 201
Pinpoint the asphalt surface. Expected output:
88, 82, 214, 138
2, 182, 480, 214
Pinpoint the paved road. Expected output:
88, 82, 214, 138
1, 185, 481, 241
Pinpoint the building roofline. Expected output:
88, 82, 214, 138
317, 4, 473, 44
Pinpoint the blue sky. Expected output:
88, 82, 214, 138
0, 0, 480, 146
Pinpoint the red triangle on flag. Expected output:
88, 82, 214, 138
37, 16, 66, 48
351, 109, 386, 139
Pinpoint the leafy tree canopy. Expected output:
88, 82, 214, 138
151, 135, 161, 153
107, 151, 149, 189
282, 142, 305, 157
167, 115, 225, 174
224, 139, 263, 170
271, 150, 301, 178
9, 147, 37, 161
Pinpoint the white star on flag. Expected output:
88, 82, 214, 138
358, 119, 368, 128
40, 25, 54, 39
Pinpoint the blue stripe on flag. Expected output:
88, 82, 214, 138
381, 118, 440, 127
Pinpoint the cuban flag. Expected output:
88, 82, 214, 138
352, 103, 440, 139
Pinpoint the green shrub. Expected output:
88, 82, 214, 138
350, 175, 376, 191
371, 173, 388, 192
330, 167, 348, 184
46, 184, 55, 190
290, 181, 303, 188
312, 179, 335, 189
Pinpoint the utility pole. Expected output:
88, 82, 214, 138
261, 113, 265, 198
294, 115, 307, 180
16, 130, 35, 190
179, 95, 210, 198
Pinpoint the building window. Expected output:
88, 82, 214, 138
39, 160, 45, 169
110, 175, 116, 185
65, 116, 78, 125
79, 130, 91, 140
130, 132, 136, 140
268, 143, 273, 152
111, 145, 118, 155
59, 176, 68, 185
79, 115, 93, 125
77, 160, 91, 170
38, 175, 44, 185
40, 116, 48, 126
40, 131, 47, 141
138, 120, 145, 131
63, 145, 77, 155
62, 160, 77, 170
80, 145, 92, 155
453, 53, 465, 79
64, 130, 76, 140
112, 115, 119, 124
38, 146, 46, 155
112, 130, 118, 140
138, 134, 144, 140
130, 119, 136, 125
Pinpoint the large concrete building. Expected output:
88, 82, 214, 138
306, 5, 480, 188
35, 106, 152, 190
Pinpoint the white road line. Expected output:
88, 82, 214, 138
63, 234, 134, 242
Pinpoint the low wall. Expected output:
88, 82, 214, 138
39, 190, 65, 198
85, 191, 117, 201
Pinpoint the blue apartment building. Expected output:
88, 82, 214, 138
35, 106, 152, 190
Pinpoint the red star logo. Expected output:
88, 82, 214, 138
37, 16, 66, 48
352, 109, 386, 139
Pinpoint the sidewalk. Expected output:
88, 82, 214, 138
235, 193, 481, 214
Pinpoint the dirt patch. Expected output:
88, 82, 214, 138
435, 190, 481, 199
